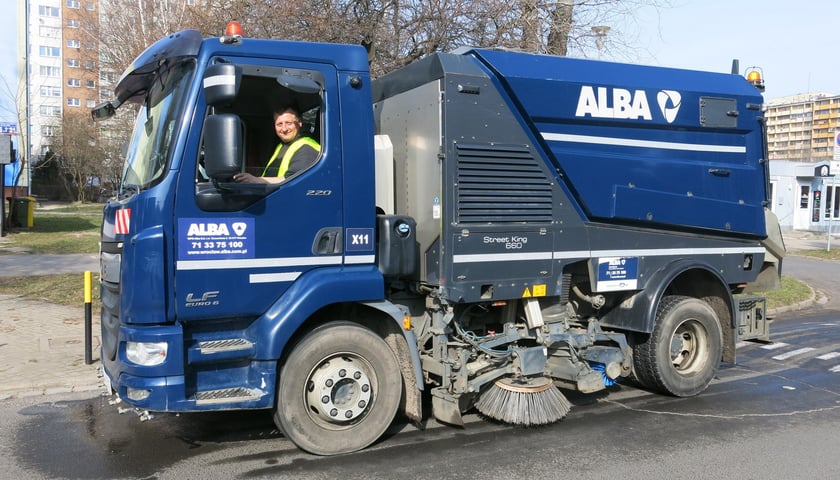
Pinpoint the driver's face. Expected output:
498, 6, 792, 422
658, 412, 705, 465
274, 112, 301, 143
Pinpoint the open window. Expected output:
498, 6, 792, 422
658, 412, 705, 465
196, 60, 325, 211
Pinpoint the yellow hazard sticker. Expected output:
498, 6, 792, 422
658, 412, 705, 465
522, 284, 547, 298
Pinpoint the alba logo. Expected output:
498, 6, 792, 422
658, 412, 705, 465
575, 86, 652, 120
575, 86, 683, 124
232, 222, 247, 236
187, 223, 229, 236
656, 90, 681, 124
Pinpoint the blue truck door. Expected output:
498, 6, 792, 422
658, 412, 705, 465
173, 60, 342, 320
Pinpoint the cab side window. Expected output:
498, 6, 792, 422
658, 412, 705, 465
195, 63, 325, 209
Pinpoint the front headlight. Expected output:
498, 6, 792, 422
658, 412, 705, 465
126, 341, 168, 366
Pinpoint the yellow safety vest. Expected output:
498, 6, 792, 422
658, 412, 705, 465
261, 136, 321, 178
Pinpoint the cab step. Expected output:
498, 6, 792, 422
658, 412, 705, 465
194, 387, 263, 405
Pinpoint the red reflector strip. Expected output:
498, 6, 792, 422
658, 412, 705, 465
115, 208, 131, 235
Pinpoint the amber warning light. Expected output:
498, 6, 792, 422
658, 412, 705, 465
220, 21, 244, 44
745, 67, 765, 92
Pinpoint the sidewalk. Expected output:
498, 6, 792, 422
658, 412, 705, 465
0, 244, 103, 399
0, 293, 102, 400
0, 231, 835, 400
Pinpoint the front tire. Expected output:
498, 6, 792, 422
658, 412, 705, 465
274, 321, 402, 455
632, 295, 723, 397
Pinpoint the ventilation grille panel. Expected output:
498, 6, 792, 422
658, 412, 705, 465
456, 143, 553, 224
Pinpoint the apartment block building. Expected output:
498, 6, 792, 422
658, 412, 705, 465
765, 93, 840, 163
19, 0, 100, 168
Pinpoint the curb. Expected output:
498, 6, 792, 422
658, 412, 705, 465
0, 382, 103, 402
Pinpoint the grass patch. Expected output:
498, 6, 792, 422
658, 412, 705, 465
0, 273, 99, 306
791, 248, 840, 262
0, 205, 102, 254
749, 275, 812, 311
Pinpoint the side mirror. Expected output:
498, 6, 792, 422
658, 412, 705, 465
91, 101, 118, 121
203, 114, 242, 181
204, 63, 241, 106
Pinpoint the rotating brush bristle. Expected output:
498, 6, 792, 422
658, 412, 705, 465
475, 377, 571, 426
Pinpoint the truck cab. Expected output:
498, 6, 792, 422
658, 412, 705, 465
99, 29, 390, 415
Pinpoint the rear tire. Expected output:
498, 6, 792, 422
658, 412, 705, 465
632, 295, 723, 397
274, 321, 402, 455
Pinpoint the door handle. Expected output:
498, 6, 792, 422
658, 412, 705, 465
313, 227, 343, 254
708, 168, 731, 177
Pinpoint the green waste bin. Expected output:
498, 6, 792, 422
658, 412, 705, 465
12, 196, 35, 228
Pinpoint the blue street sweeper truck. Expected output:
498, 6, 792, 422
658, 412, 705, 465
94, 24, 784, 455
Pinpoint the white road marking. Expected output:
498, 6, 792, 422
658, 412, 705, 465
771, 347, 816, 361
760, 342, 789, 350
816, 352, 840, 361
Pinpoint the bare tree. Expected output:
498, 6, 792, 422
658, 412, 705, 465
53, 111, 101, 202
97, 0, 671, 79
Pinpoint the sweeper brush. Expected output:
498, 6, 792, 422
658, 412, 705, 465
475, 376, 571, 426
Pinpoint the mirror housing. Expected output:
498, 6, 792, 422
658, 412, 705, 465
203, 114, 243, 181
204, 63, 241, 106
91, 100, 119, 121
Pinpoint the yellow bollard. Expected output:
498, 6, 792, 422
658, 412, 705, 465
84, 271, 93, 365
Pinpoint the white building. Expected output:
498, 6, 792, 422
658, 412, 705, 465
769, 160, 840, 232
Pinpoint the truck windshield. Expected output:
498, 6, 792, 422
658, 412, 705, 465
121, 60, 195, 191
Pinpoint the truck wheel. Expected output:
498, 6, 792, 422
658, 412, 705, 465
274, 321, 402, 455
632, 295, 723, 397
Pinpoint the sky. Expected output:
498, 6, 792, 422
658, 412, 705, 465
620, 0, 839, 99
0, 0, 838, 122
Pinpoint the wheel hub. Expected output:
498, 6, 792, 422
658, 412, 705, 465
306, 356, 372, 424
670, 321, 705, 373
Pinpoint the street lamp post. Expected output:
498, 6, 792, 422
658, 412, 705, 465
591, 26, 609, 59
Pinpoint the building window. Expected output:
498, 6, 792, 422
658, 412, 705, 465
85, 60, 96, 69
67, 78, 81, 87
67, 58, 81, 68
39, 26, 60, 38
800, 186, 810, 208
86, 99, 96, 108
827, 185, 840, 219
40, 105, 61, 116
66, 19, 80, 28
41, 125, 57, 136
39, 5, 60, 16
67, 98, 81, 107
86, 79, 96, 88
39, 46, 60, 57
39, 86, 61, 97
67, 0, 80, 7
39, 65, 61, 77
67, 39, 81, 49
85, 2, 95, 10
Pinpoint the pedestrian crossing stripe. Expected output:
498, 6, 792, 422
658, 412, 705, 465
817, 352, 840, 361
771, 347, 815, 361
760, 342, 789, 350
